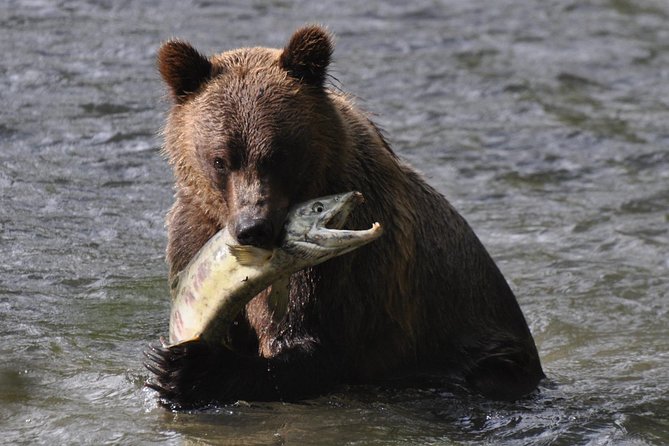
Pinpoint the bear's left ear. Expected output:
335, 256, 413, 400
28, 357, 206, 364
158, 39, 213, 103
280, 25, 333, 87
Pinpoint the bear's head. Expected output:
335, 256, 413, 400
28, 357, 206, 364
159, 26, 344, 249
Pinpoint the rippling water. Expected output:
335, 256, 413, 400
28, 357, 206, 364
1, 0, 668, 444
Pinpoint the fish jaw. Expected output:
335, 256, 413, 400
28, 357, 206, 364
282, 192, 383, 263
285, 222, 383, 263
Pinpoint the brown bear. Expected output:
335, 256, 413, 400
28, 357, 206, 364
145, 25, 544, 409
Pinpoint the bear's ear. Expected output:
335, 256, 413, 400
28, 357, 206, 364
158, 40, 213, 103
280, 25, 333, 87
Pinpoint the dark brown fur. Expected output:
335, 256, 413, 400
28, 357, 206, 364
146, 25, 544, 409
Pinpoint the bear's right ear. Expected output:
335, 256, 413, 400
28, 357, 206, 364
158, 40, 213, 103
280, 25, 333, 87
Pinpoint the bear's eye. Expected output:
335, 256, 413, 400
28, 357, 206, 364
312, 202, 325, 213
213, 157, 227, 172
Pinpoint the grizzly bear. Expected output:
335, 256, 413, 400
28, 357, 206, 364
146, 25, 544, 409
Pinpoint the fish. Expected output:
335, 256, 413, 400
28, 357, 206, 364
167, 191, 382, 348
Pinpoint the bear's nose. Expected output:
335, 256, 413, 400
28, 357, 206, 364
234, 217, 275, 248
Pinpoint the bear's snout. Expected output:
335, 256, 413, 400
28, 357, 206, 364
233, 216, 276, 248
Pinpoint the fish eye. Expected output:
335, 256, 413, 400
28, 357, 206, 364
312, 202, 325, 213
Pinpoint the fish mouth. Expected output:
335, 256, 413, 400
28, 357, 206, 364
310, 221, 383, 251
322, 191, 365, 230
286, 191, 383, 256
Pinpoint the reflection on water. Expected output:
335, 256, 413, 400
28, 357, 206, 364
1, 0, 668, 444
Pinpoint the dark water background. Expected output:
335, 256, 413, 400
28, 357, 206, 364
1, 0, 668, 444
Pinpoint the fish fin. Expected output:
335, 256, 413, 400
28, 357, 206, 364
268, 277, 290, 320
228, 245, 273, 266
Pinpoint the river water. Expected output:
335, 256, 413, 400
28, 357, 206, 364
1, 0, 667, 444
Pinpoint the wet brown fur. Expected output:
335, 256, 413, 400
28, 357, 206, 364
148, 25, 544, 408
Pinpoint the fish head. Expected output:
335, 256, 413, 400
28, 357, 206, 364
282, 191, 383, 261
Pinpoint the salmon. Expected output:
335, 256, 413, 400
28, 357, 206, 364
167, 191, 382, 347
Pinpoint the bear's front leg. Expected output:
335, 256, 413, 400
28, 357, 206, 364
144, 338, 339, 410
